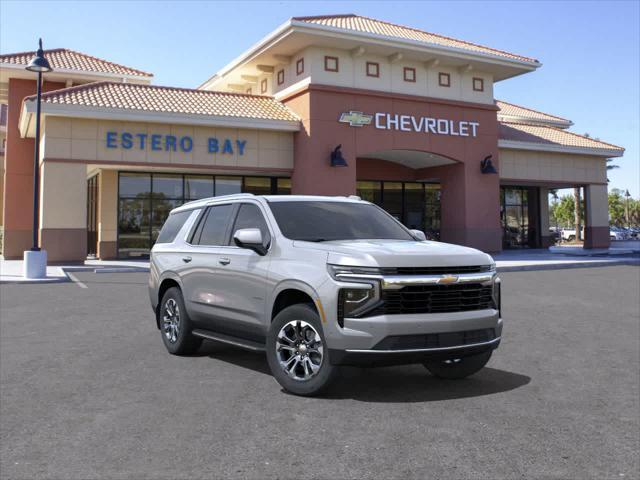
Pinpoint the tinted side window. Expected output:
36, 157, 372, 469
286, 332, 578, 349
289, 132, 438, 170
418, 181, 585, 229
156, 210, 191, 244
231, 204, 271, 245
196, 204, 234, 246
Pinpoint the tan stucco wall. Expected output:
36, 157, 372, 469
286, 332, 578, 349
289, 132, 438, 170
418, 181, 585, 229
585, 184, 609, 228
42, 117, 294, 170
272, 46, 494, 104
98, 169, 118, 243
499, 149, 607, 184
40, 161, 86, 229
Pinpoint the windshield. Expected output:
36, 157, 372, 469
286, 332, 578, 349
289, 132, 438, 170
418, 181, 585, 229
268, 201, 415, 242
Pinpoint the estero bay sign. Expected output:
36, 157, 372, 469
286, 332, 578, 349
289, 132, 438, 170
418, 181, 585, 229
105, 131, 248, 155
339, 111, 480, 137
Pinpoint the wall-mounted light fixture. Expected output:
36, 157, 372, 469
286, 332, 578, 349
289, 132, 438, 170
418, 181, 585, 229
330, 144, 348, 167
480, 155, 497, 174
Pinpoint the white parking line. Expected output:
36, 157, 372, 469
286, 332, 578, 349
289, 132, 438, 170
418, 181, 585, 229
66, 272, 88, 289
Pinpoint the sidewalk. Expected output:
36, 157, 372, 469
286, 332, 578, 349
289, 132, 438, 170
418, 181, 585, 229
2, 249, 638, 284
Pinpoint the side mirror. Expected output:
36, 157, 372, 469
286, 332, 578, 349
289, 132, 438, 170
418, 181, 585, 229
410, 229, 427, 241
233, 228, 267, 255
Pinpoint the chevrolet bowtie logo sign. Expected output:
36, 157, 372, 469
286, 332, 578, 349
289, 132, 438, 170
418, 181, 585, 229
339, 111, 373, 127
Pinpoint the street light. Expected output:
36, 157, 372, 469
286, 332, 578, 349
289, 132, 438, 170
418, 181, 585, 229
625, 189, 631, 229
23, 39, 52, 279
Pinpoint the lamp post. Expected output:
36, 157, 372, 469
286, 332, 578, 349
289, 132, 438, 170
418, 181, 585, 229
23, 39, 52, 279
625, 189, 631, 230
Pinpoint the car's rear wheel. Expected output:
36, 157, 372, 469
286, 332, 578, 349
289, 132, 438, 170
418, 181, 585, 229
423, 350, 492, 379
266, 304, 337, 396
159, 287, 202, 355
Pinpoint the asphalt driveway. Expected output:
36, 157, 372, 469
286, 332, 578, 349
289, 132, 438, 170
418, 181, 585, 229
1, 266, 638, 479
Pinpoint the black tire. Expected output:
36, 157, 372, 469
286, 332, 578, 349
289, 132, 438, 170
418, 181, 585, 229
266, 304, 337, 396
159, 287, 202, 355
423, 350, 492, 379
567, 235, 575, 242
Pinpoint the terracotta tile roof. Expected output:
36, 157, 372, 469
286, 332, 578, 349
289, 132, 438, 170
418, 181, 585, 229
499, 122, 624, 153
27, 81, 299, 122
0, 48, 152, 78
293, 14, 538, 64
496, 100, 571, 126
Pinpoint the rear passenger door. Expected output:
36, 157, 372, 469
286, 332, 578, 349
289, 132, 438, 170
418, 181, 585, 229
213, 202, 273, 341
179, 203, 236, 329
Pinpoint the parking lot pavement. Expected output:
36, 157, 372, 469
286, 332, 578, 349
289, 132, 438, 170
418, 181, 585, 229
1, 266, 638, 479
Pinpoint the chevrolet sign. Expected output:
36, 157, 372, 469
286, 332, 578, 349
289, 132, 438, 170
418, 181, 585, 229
338, 111, 373, 127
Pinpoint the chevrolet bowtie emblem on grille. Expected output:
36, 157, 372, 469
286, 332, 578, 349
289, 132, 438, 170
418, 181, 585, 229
437, 275, 459, 285
338, 111, 373, 127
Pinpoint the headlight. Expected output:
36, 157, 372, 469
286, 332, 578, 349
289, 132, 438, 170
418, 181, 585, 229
327, 264, 382, 281
493, 276, 501, 317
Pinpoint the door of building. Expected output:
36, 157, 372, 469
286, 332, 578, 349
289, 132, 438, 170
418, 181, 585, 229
87, 175, 99, 257
500, 186, 540, 248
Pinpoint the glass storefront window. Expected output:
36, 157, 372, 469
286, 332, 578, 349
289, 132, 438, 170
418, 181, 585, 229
185, 175, 214, 200
152, 174, 183, 199
244, 177, 272, 195
276, 178, 291, 195
117, 172, 290, 258
118, 197, 151, 258
404, 183, 424, 230
215, 176, 242, 196
501, 186, 538, 248
382, 182, 403, 221
119, 173, 151, 197
356, 181, 382, 205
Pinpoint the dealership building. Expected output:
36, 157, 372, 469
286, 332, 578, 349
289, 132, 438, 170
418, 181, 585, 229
0, 14, 624, 261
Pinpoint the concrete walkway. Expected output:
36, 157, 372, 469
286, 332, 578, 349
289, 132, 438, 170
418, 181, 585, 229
1, 249, 637, 284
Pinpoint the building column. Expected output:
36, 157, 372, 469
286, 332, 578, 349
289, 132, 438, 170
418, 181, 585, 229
39, 161, 87, 262
2, 78, 66, 259
425, 161, 502, 252
584, 184, 610, 249
98, 170, 118, 259
539, 187, 553, 247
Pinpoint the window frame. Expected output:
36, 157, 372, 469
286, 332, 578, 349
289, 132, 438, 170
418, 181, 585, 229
366, 61, 380, 78
296, 58, 304, 75
188, 203, 237, 247
260, 78, 268, 94
228, 202, 273, 249
438, 72, 451, 87
324, 55, 339, 72
403, 67, 416, 83
277, 69, 285, 85
472, 77, 484, 92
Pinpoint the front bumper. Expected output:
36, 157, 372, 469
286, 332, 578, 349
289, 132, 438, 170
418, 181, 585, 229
329, 336, 500, 366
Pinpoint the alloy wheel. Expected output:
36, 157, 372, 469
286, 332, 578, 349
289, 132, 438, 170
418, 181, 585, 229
275, 320, 324, 381
162, 298, 181, 343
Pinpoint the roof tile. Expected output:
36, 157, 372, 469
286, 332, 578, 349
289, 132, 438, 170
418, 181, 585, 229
497, 100, 571, 126
499, 122, 623, 152
293, 14, 538, 64
0, 48, 152, 78
27, 81, 299, 122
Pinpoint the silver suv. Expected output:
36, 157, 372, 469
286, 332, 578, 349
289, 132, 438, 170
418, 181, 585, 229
149, 194, 502, 396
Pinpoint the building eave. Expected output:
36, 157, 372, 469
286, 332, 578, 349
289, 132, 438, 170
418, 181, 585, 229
497, 114, 573, 129
498, 140, 624, 158
199, 18, 540, 89
0, 62, 153, 83
19, 100, 301, 138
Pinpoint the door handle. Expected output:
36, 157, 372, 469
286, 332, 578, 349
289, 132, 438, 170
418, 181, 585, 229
219, 257, 231, 266
182, 256, 192, 263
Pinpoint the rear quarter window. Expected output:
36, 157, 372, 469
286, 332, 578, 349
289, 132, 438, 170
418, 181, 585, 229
155, 210, 192, 244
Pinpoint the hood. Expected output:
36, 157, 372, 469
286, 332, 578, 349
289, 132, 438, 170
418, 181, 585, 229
292, 239, 494, 268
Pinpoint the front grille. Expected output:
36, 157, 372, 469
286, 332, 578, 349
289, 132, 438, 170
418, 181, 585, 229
369, 283, 494, 316
373, 328, 496, 350
379, 265, 492, 275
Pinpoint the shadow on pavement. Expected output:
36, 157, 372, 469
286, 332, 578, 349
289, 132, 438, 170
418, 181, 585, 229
198, 341, 531, 402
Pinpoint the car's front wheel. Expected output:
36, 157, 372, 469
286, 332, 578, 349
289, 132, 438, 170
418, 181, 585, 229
266, 304, 337, 396
423, 350, 492, 379
159, 287, 202, 355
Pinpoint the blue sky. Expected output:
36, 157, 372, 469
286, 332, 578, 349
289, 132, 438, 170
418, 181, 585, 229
1, 0, 638, 196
